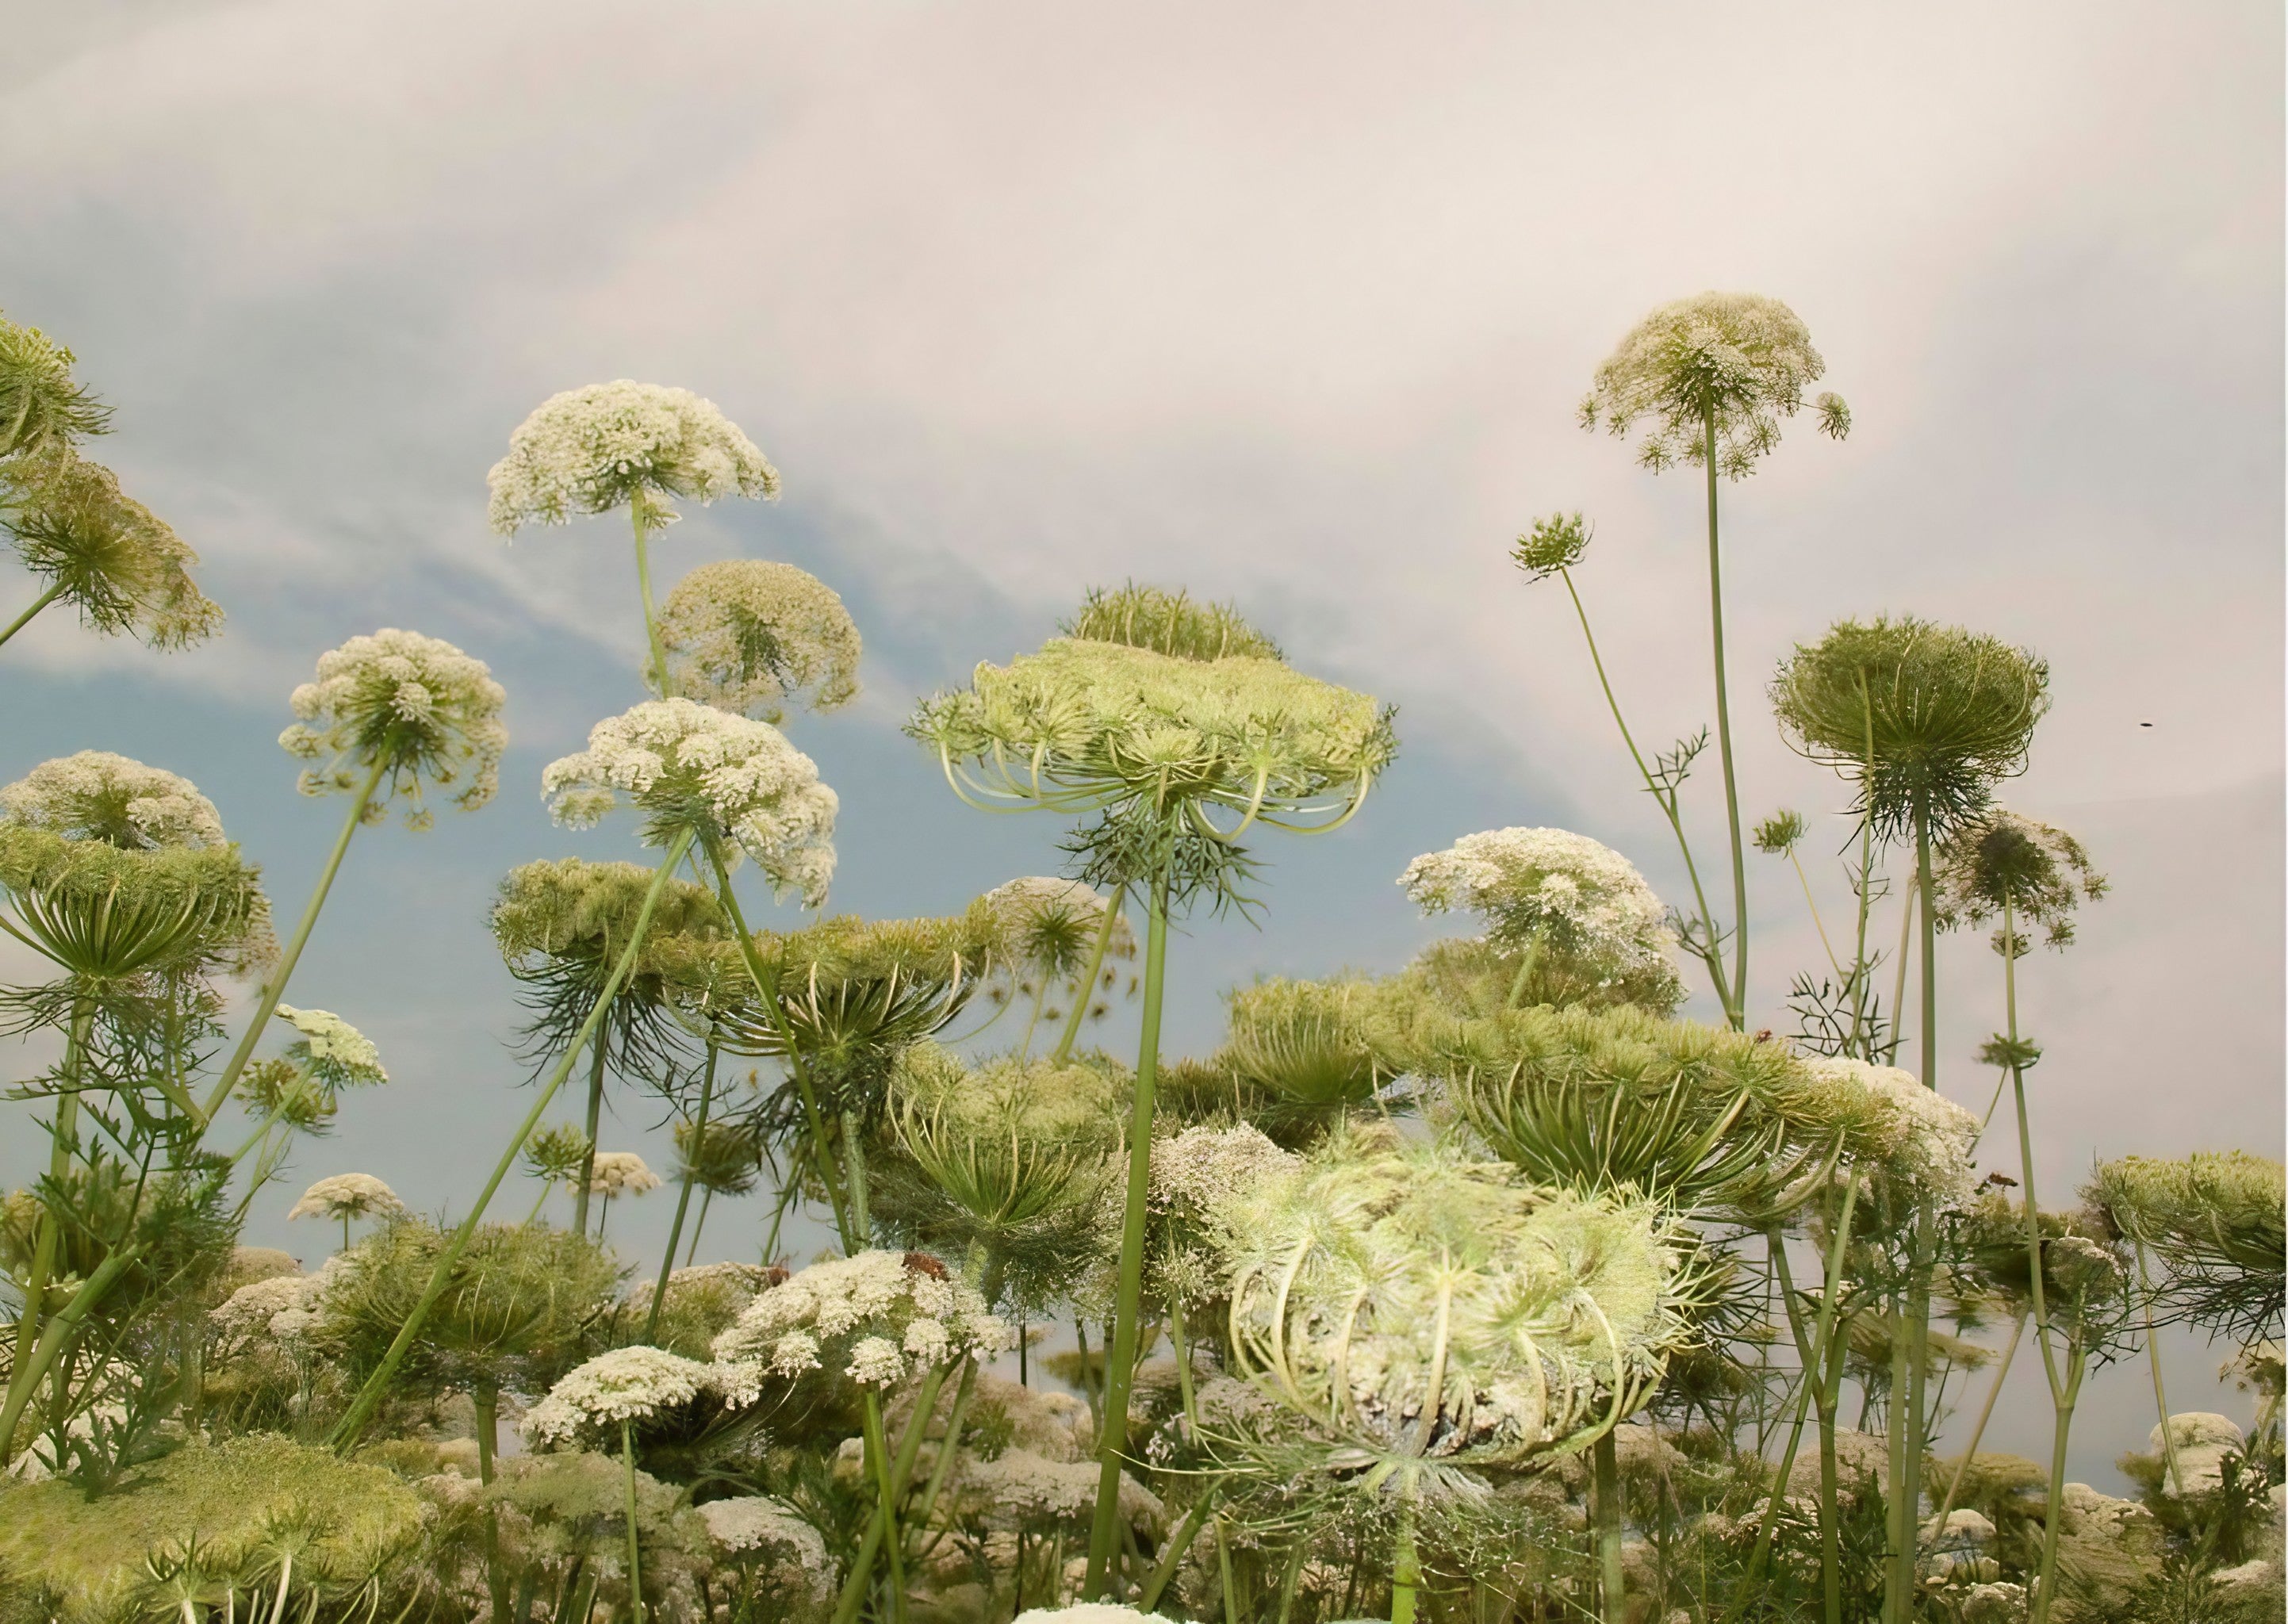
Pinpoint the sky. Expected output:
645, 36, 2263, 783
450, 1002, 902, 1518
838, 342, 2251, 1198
1, 1, 2280, 1484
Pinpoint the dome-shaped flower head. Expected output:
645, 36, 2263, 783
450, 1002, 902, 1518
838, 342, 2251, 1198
979, 875, 1136, 1017
585, 1150, 662, 1198
542, 697, 838, 906
712, 1248, 1010, 1389
1807, 1055, 1978, 1206
278, 629, 508, 830
1221, 1134, 1698, 1478
1061, 583, 1283, 662
0, 309, 111, 458
652, 559, 860, 720
274, 1005, 389, 1088
2087, 1151, 2285, 1342
1933, 808, 2107, 954
2, 450, 220, 648
1770, 616, 2050, 841
1401, 826, 1678, 983
1581, 292, 1849, 479
0, 750, 224, 849
287, 1172, 406, 1224
486, 381, 780, 534
519, 1344, 765, 1450
1511, 511, 1593, 584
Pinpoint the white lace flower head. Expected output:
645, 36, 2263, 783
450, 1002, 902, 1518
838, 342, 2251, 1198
287, 1172, 405, 1224
1810, 1057, 1978, 1205
488, 381, 779, 534
653, 559, 860, 720
713, 1249, 1010, 1391
542, 697, 838, 906
697, 1496, 831, 1572
274, 1005, 388, 1087
278, 629, 508, 829
586, 1151, 662, 1198
1401, 826, 1676, 981
210, 1266, 334, 1343
0, 751, 225, 849
519, 1345, 763, 1448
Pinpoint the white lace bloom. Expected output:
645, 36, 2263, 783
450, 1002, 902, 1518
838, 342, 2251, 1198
487, 381, 780, 534
960, 1450, 1164, 1533
210, 1267, 332, 1343
586, 1151, 662, 1198
697, 1496, 830, 1571
542, 698, 837, 906
519, 1346, 761, 1447
1811, 1057, 1978, 1204
274, 1005, 388, 1087
1401, 826, 1676, 977
278, 629, 508, 829
0, 751, 225, 849
714, 1250, 1010, 1383
654, 559, 860, 721
286, 1172, 405, 1224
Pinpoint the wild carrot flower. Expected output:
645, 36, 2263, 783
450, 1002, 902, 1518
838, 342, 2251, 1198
274, 1005, 389, 1088
519, 1346, 762, 1449
0, 750, 225, 849
487, 381, 779, 534
1, 450, 219, 647
1401, 826, 1677, 986
287, 1173, 406, 1226
278, 629, 508, 829
653, 559, 860, 720
0, 309, 111, 458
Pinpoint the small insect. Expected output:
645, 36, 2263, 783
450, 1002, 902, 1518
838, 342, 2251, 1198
1751, 1028, 1773, 1044
1983, 1170, 2019, 1189
903, 1251, 949, 1280
2139, 722, 2154, 728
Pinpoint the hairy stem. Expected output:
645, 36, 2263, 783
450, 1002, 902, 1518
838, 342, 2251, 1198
1704, 409, 1750, 1023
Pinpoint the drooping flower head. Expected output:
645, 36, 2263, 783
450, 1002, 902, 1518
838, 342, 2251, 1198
0, 310, 111, 458
1, 450, 220, 647
1770, 617, 2050, 841
0, 750, 225, 849
274, 1005, 389, 1089
585, 1151, 662, 1199
712, 1248, 1010, 1389
287, 1172, 406, 1225
652, 559, 861, 721
1511, 511, 1592, 583
519, 1345, 764, 1449
1580, 292, 1849, 479
542, 698, 837, 906
2087, 1152, 2285, 1343
487, 381, 780, 534
1933, 808, 2108, 954
279, 629, 508, 830
1401, 826, 1679, 990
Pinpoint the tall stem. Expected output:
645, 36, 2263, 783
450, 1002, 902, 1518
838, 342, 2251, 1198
2135, 1241, 2183, 1494
1891, 804, 1943, 1618
1704, 409, 1749, 1022
6, 1005, 87, 1402
1084, 873, 1171, 1599
1593, 1427, 1626, 1624
328, 829, 696, 1451
200, 758, 388, 1126
830, 1364, 949, 1624
861, 1390, 908, 1624
1930, 1312, 2026, 1530
573, 1021, 610, 1238
1051, 887, 1126, 1066
2030, 1348, 2086, 1624
0, 580, 64, 652
1390, 1488, 1421, 1624
622, 1419, 644, 1622
632, 497, 670, 699
645, 1041, 718, 1345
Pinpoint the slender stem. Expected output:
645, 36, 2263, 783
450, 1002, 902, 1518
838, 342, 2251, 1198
2135, 1241, 2183, 1495
573, 1021, 609, 1238
907, 1356, 976, 1558
1791, 849, 1845, 977
1593, 1427, 1626, 1624
476, 1385, 507, 1622
1390, 1488, 1421, 1624
1504, 929, 1546, 1009
682, 1186, 715, 1268
646, 1041, 716, 1345
1885, 877, 1916, 1067
328, 830, 696, 1451
1704, 409, 1750, 1021
6, 1007, 86, 1399
0, 580, 64, 651
1050, 887, 1126, 1066
1889, 804, 1943, 1621
622, 1419, 644, 1623
1084, 874, 1171, 1598
1931, 1312, 2026, 1530
1558, 566, 1734, 1018
200, 758, 388, 1126
861, 1390, 908, 1624
2030, 1346, 2086, 1624
842, 1109, 872, 1244
632, 496, 670, 699
1137, 1486, 1218, 1613
830, 1364, 949, 1624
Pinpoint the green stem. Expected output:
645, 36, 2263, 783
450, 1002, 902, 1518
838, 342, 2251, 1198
200, 758, 389, 1127
328, 830, 696, 1452
1704, 409, 1749, 1022
632, 496, 670, 699
1051, 887, 1126, 1066
1084, 873, 1171, 1599
1136, 1485, 1219, 1613
830, 1364, 949, 1624
1557, 566, 1734, 1018
2135, 1241, 2183, 1495
906, 1356, 976, 1560
645, 1042, 718, 1345
1593, 1427, 1625, 1624
573, 1020, 609, 1238
0, 580, 64, 652
0, 1243, 140, 1465
6, 1009, 86, 1404
476, 1385, 507, 1624
864, 1390, 908, 1624
622, 1419, 644, 1623
842, 1109, 872, 1245
1017, 975, 1052, 1060
1390, 1488, 1420, 1624
2030, 1346, 2086, 1624
1504, 929, 1546, 1009
1930, 1312, 2026, 1531
682, 1186, 715, 1268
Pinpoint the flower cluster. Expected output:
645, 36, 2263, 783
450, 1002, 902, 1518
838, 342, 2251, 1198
712, 1250, 1010, 1388
952, 1447, 1163, 1533
0, 750, 226, 849
1809, 1056, 1978, 1204
487, 381, 779, 533
696, 1495, 830, 1576
1400, 826, 1676, 980
211, 1263, 335, 1343
653, 559, 860, 720
1143, 1123, 1297, 1303
586, 1151, 661, 1198
519, 1346, 764, 1449
1580, 292, 1847, 478
279, 629, 508, 829
0, 309, 110, 457
287, 1173, 406, 1224
542, 698, 837, 905
275, 1005, 389, 1087
984, 875, 1136, 975
1, 450, 220, 647
1934, 807, 2108, 954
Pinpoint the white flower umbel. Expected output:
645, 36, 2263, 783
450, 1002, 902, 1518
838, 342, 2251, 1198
1811, 1057, 1978, 1205
0, 751, 225, 849
713, 1250, 1010, 1391
210, 1266, 335, 1344
278, 629, 508, 829
543, 697, 838, 906
697, 1494, 831, 1571
653, 559, 860, 721
487, 381, 779, 534
585, 1151, 663, 1198
287, 1173, 405, 1225
519, 1346, 763, 1450
1401, 826, 1677, 979
274, 1005, 388, 1088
